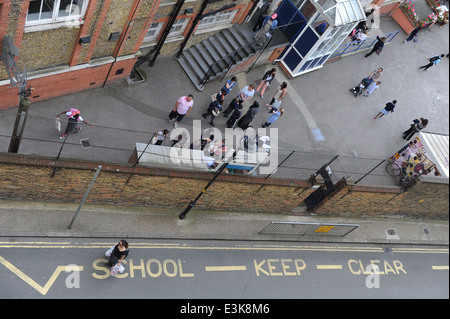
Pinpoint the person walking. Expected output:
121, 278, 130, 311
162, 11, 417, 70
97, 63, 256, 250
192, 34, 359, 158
222, 95, 241, 118
254, 13, 278, 46
220, 76, 237, 96
368, 67, 383, 81
364, 36, 386, 57
154, 129, 169, 145
56, 108, 93, 139
226, 99, 243, 128
105, 240, 129, 268
262, 108, 284, 128
364, 81, 381, 97
169, 94, 193, 128
238, 101, 259, 130
419, 54, 445, 71
267, 82, 287, 107
256, 68, 276, 99
202, 97, 223, 127
374, 100, 396, 119
404, 26, 421, 43
402, 118, 428, 140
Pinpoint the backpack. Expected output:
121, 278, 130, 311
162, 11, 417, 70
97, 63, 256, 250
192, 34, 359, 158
429, 56, 440, 63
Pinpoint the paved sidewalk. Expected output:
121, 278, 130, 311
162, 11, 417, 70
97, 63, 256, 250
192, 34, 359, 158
2, 18, 447, 164
0, 18, 448, 245
0, 200, 448, 245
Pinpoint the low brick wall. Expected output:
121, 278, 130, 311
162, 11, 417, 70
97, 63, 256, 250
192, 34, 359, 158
0, 153, 448, 220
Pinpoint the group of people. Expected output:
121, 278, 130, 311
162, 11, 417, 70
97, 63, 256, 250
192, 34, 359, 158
55, 8, 443, 155
153, 68, 286, 152
348, 25, 438, 141
220, 70, 287, 130
351, 65, 429, 141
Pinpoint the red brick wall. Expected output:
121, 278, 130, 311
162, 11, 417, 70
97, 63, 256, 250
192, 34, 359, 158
0, 57, 136, 109
0, 153, 447, 219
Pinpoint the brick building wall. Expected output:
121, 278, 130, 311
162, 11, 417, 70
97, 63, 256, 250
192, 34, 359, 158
0, 153, 448, 220
0, 0, 255, 110
139, 0, 253, 57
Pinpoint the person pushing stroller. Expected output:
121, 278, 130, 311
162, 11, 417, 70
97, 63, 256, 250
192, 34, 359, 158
349, 67, 383, 97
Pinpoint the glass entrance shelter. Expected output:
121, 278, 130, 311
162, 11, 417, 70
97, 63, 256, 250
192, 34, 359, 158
278, 0, 366, 77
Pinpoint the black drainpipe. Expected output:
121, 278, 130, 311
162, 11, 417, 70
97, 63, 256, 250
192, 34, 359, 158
149, 0, 186, 66
176, 0, 237, 59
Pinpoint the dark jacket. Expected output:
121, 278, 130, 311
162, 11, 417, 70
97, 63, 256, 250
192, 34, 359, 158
384, 102, 395, 112
374, 36, 385, 49
262, 70, 276, 83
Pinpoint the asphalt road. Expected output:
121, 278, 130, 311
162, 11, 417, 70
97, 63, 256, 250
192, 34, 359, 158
0, 237, 448, 302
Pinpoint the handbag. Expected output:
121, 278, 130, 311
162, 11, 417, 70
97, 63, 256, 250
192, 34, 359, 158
110, 264, 125, 277
375, 47, 382, 55
105, 245, 114, 257
111, 264, 120, 277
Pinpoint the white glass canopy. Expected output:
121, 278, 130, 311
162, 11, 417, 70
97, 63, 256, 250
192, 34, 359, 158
313, 0, 366, 27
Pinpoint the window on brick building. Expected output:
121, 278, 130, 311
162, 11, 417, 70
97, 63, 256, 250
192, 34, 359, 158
198, 10, 238, 29
26, 0, 88, 25
144, 18, 189, 41
169, 18, 188, 36
145, 23, 163, 41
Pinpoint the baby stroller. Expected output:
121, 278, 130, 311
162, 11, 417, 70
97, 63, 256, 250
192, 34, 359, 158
349, 77, 373, 97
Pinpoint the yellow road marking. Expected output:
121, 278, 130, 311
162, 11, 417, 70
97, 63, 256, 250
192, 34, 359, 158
0, 255, 83, 295
432, 266, 449, 270
0, 242, 447, 254
316, 265, 343, 270
205, 266, 247, 271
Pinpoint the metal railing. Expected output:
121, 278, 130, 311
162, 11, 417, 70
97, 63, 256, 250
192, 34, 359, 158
259, 222, 359, 236
330, 30, 399, 58
0, 112, 400, 186
198, 33, 269, 89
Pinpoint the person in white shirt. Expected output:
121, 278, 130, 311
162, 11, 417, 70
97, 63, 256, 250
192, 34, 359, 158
237, 84, 255, 104
351, 29, 367, 45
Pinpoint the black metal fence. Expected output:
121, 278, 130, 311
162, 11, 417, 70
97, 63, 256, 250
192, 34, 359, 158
0, 111, 398, 187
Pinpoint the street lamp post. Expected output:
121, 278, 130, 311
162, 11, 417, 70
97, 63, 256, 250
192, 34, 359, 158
1, 35, 34, 154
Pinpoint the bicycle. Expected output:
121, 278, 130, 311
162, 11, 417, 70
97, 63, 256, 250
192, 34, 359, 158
386, 161, 414, 187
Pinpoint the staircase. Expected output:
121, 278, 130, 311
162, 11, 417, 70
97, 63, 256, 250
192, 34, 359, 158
177, 24, 259, 91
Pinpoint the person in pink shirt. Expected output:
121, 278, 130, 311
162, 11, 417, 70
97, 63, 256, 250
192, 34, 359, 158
169, 94, 194, 128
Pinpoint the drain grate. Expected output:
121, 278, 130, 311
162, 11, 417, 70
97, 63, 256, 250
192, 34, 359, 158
387, 229, 396, 236
80, 138, 92, 148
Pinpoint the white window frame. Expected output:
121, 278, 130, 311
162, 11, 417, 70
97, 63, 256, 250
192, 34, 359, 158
168, 18, 189, 37
197, 9, 238, 30
144, 22, 163, 41
25, 0, 89, 28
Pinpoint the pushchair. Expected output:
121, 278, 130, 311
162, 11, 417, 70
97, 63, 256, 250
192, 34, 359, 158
349, 77, 373, 97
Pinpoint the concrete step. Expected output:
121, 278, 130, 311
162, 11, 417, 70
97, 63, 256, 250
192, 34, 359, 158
177, 24, 259, 91
177, 56, 202, 91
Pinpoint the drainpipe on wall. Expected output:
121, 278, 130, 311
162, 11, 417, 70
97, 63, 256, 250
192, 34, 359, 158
149, 0, 186, 66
